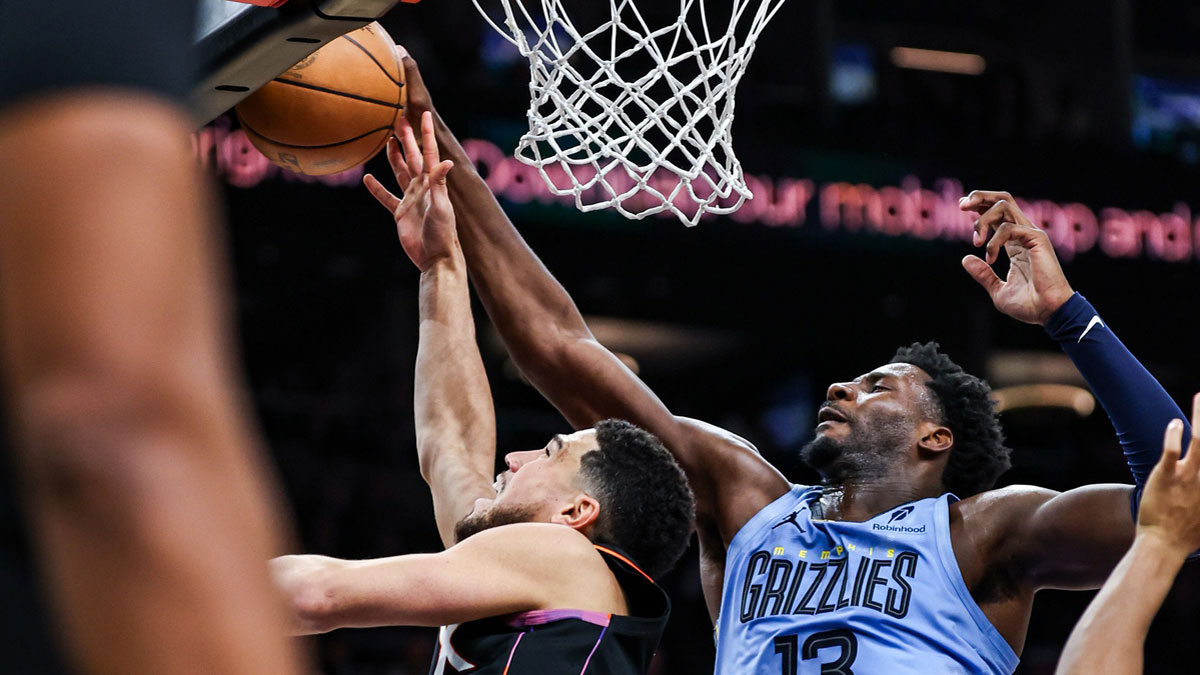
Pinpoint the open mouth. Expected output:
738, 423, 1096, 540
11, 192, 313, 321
817, 405, 849, 424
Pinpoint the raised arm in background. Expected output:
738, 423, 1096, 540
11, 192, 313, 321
394, 50, 790, 617
961, 191, 1192, 508
1056, 396, 1200, 675
365, 111, 496, 548
951, 192, 1195, 609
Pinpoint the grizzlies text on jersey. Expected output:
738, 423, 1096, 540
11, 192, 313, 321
714, 485, 1019, 674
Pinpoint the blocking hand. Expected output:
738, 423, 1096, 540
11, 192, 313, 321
394, 45, 434, 124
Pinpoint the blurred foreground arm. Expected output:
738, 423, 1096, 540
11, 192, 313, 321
1056, 397, 1200, 675
365, 111, 495, 548
0, 94, 302, 674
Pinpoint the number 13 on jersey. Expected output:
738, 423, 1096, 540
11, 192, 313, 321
774, 629, 858, 674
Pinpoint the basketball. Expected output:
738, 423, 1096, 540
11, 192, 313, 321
234, 22, 404, 176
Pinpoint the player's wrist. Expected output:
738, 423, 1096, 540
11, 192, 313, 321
1133, 526, 1193, 565
1035, 285, 1077, 325
428, 114, 475, 171
420, 246, 466, 275
1042, 292, 1090, 336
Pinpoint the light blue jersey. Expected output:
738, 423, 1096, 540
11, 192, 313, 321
714, 485, 1019, 674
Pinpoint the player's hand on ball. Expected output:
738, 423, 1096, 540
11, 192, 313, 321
395, 45, 434, 122
1136, 394, 1200, 561
364, 110, 456, 272
958, 190, 1075, 325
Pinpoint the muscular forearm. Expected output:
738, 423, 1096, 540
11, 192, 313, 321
1044, 294, 1192, 509
425, 111, 644, 433
1056, 534, 1184, 674
429, 113, 591, 359
416, 252, 497, 543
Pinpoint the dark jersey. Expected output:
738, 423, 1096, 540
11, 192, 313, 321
428, 545, 669, 675
0, 0, 198, 107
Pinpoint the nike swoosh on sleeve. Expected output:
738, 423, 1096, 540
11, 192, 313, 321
1078, 315, 1105, 342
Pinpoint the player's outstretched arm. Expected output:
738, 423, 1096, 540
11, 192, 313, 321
960, 191, 1191, 507
960, 399, 1200, 596
365, 112, 495, 548
271, 523, 607, 632
1056, 408, 1200, 674
393, 51, 789, 549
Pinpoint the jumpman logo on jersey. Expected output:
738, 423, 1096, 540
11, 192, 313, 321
432, 624, 475, 674
771, 505, 809, 533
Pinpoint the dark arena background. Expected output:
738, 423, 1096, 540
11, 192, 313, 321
7, 0, 1200, 673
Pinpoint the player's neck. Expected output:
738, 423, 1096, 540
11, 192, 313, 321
813, 481, 935, 522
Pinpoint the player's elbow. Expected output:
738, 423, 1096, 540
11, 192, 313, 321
271, 556, 347, 634
414, 436, 480, 488
505, 324, 591, 367
12, 376, 211, 522
289, 573, 341, 634
33, 95, 197, 171
416, 443, 440, 485
415, 442, 449, 485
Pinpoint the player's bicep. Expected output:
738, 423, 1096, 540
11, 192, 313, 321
676, 417, 791, 543
1012, 484, 1136, 590
322, 526, 556, 629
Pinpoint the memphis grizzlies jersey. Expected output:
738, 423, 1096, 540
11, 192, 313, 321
429, 545, 668, 675
714, 485, 1019, 674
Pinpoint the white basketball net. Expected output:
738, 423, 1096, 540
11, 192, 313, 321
472, 0, 788, 226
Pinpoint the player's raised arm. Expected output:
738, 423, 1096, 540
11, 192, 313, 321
1056, 405, 1200, 675
365, 112, 494, 548
394, 52, 789, 550
957, 191, 1193, 589
961, 190, 1192, 491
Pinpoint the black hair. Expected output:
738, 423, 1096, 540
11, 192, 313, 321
890, 342, 1012, 497
578, 419, 696, 578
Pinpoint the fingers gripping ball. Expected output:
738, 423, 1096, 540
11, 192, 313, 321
234, 23, 405, 175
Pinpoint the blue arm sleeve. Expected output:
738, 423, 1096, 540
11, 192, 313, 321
1043, 293, 1192, 518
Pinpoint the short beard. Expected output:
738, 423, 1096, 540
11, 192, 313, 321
800, 417, 911, 486
453, 503, 540, 543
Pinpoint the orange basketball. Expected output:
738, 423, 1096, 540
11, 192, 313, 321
235, 23, 405, 176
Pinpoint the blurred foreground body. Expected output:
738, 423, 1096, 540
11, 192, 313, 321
0, 1, 304, 672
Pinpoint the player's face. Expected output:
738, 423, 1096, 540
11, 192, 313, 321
800, 363, 935, 482
455, 429, 597, 540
